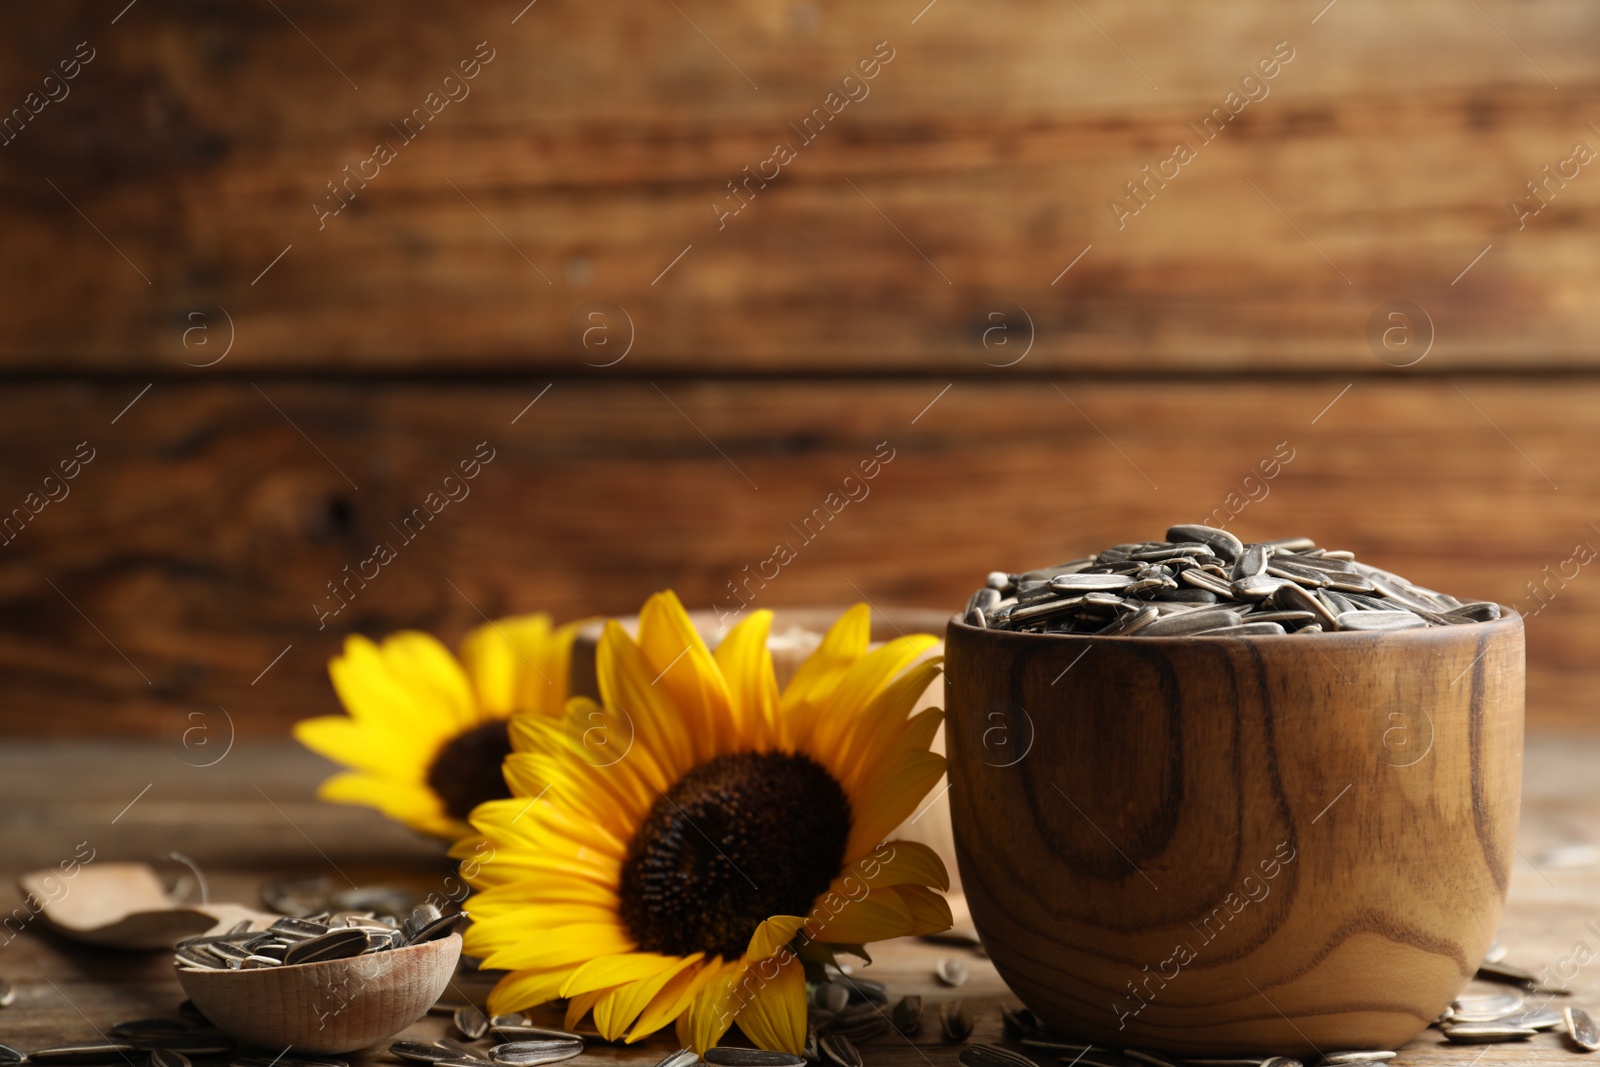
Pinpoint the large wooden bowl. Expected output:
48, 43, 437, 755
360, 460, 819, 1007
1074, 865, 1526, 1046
176, 934, 460, 1053
944, 614, 1524, 1055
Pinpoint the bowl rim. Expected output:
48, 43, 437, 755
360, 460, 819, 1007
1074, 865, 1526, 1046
946, 606, 1523, 644
173, 930, 461, 979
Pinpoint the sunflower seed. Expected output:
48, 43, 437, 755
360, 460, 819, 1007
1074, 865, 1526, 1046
1271, 582, 1338, 628
432, 1060, 501, 1067
175, 945, 225, 969
412, 911, 470, 946
1258, 1059, 1303, 1067
1499, 1008, 1564, 1031
939, 999, 974, 1042
1072, 1052, 1142, 1067
1194, 621, 1287, 636
802, 1026, 821, 1066
0, 1046, 19, 1065
657, 1051, 701, 1067
268, 916, 330, 940
1167, 525, 1243, 561
491, 1027, 584, 1043
936, 958, 969, 987
825, 1003, 891, 1043
137, 1036, 234, 1055
1568, 1007, 1600, 1051
703, 1051, 807, 1067
109, 1020, 187, 1039
284, 926, 370, 965
819, 1035, 863, 1067
1451, 991, 1525, 1020
392, 1043, 460, 1064
1000, 1004, 1038, 1040
1336, 611, 1428, 632
1444, 1021, 1536, 1043
892, 996, 922, 1036
1124, 1052, 1182, 1067
845, 977, 888, 1005
812, 982, 850, 1013
28, 1045, 141, 1065
457, 1005, 492, 1039
961, 1045, 1042, 1067
1020, 1040, 1092, 1053
436, 1040, 489, 1061
488, 1041, 583, 1067
1048, 574, 1135, 592
0, 979, 12, 1009
1317, 1054, 1396, 1065
1184, 1060, 1265, 1066
151, 1051, 192, 1067
1477, 958, 1538, 987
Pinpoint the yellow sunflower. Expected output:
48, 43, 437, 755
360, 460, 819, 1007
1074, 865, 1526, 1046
453, 591, 952, 1053
295, 613, 583, 839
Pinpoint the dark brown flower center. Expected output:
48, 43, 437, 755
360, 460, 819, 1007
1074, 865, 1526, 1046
618, 751, 852, 959
426, 720, 514, 821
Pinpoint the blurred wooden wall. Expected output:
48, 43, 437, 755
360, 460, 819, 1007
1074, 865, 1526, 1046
2, 0, 1599, 734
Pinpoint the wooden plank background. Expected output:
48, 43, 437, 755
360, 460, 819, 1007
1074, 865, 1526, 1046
2, 2, 1599, 735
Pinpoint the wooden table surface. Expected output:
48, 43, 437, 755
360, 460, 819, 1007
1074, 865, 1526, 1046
2, 738, 1598, 1065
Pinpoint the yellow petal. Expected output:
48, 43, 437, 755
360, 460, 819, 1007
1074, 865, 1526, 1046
892, 883, 954, 936
845, 750, 948, 858
293, 715, 428, 777
315, 771, 460, 839
782, 604, 870, 719
593, 954, 706, 1041
476, 921, 635, 971
847, 840, 950, 893
713, 610, 780, 744
562, 953, 681, 998
630, 958, 722, 1042
678, 959, 745, 1052
461, 613, 557, 717
488, 967, 576, 1015
731, 952, 806, 1054
565, 986, 615, 1031
806, 887, 915, 944
744, 916, 808, 961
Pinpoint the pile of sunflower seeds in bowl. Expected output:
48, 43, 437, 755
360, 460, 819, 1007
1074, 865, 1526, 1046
173, 904, 465, 971
966, 526, 1506, 637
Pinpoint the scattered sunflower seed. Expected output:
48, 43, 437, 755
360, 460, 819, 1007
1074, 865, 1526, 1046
970, 533, 1500, 636
819, 1035, 863, 1067
392, 1042, 458, 1064
1259, 1059, 1304, 1067
488, 1041, 583, 1067
135, 1036, 233, 1055
457, 1005, 492, 1039
1184, 1060, 1265, 1066
1443, 1021, 1537, 1044
960, 1045, 1042, 1067
703, 1050, 807, 1067
803, 1027, 821, 1066
936, 958, 969, 987
939, 999, 974, 1042
845, 977, 888, 1005
812, 982, 849, 1013
892, 995, 922, 1036
656, 1051, 701, 1067
150, 1051, 192, 1067
1125, 1051, 1182, 1067
1477, 958, 1539, 988
1499, 1008, 1564, 1031
491, 1027, 585, 1044
1567, 1007, 1600, 1052
0, 1046, 21, 1066
1452, 992, 1525, 1021
1000, 1004, 1038, 1040
1020, 1040, 1092, 1053
0, 979, 12, 1009
28, 1045, 141, 1065
1317, 1054, 1396, 1065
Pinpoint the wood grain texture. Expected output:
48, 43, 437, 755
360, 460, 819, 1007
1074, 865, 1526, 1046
2, 1, 1600, 370
0, 377, 1594, 737
943, 614, 1526, 1053
0, 739, 1591, 1063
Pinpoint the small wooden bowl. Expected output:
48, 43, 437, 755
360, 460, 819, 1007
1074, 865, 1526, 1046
177, 934, 461, 1054
944, 614, 1524, 1055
